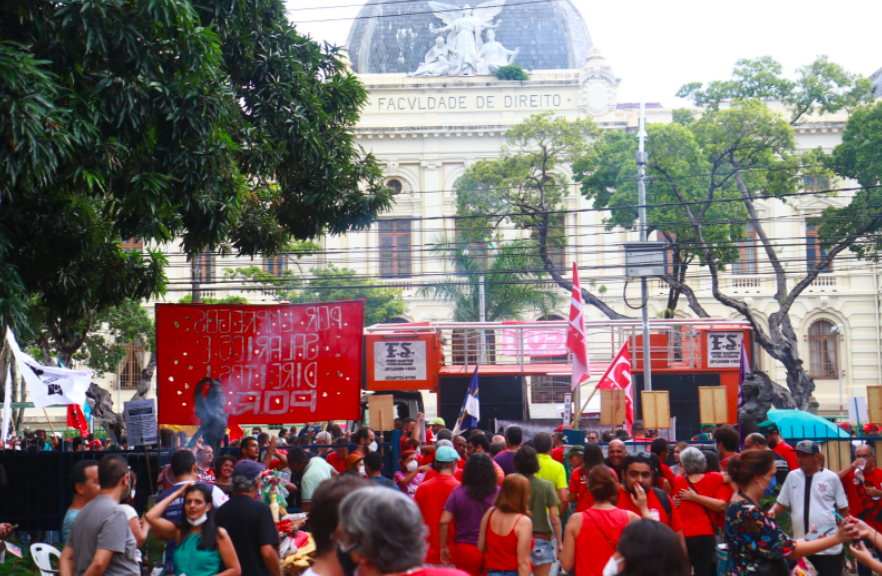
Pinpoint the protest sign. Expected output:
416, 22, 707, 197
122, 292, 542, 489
706, 331, 744, 368
124, 399, 158, 447
156, 302, 364, 425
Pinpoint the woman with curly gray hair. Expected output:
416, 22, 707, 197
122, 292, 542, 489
336, 487, 470, 576
671, 447, 728, 576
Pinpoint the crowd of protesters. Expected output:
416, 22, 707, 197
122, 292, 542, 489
7, 411, 879, 576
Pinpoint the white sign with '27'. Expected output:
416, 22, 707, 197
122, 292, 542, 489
373, 341, 427, 381
707, 332, 744, 368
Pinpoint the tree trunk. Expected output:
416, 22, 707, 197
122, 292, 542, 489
132, 350, 157, 401
86, 383, 125, 443
783, 359, 814, 411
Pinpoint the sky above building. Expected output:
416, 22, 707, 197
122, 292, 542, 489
287, 0, 882, 106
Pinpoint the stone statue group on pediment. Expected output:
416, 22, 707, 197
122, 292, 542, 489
408, 0, 519, 77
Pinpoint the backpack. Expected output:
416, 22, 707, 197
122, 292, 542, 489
651, 486, 673, 519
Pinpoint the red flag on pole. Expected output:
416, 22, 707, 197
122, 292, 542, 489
567, 262, 591, 391
595, 342, 634, 430
67, 404, 89, 435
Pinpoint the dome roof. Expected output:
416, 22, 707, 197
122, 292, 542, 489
346, 0, 592, 74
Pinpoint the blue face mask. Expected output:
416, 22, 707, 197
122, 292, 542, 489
762, 475, 778, 497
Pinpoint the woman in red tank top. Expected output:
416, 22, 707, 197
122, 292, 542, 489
560, 466, 640, 576
478, 474, 534, 576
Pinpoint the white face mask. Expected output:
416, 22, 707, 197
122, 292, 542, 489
131, 489, 136, 499
406, 460, 418, 472
602, 556, 622, 576
358, 464, 366, 476
368, 441, 378, 452
187, 513, 208, 527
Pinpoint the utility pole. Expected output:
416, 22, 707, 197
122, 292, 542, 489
478, 274, 487, 364
637, 102, 652, 393
191, 253, 202, 303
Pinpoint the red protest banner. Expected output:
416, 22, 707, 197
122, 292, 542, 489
156, 302, 364, 425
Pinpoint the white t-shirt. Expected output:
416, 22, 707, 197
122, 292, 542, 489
777, 468, 848, 555
119, 503, 143, 563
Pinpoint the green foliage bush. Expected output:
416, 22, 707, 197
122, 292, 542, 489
495, 65, 528, 81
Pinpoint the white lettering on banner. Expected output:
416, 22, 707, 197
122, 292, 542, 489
372, 93, 564, 112
374, 341, 427, 381
707, 332, 744, 368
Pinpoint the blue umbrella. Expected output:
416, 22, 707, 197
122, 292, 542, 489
766, 409, 850, 439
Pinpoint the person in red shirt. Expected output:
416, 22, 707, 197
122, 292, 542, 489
713, 425, 740, 469
560, 465, 640, 576
630, 421, 653, 443
650, 438, 677, 487
568, 444, 604, 513
415, 446, 462, 566
671, 447, 728, 576
838, 444, 882, 576
551, 430, 567, 464
759, 420, 798, 470
615, 453, 686, 551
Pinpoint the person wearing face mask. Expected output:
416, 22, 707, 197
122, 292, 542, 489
395, 450, 430, 499
769, 440, 850, 576
603, 520, 690, 576
615, 453, 686, 552
352, 426, 378, 457
59, 455, 140, 576
726, 450, 855, 576
336, 487, 471, 576
560, 465, 640, 576
670, 448, 728, 576
146, 483, 241, 576
288, 446, 336, 512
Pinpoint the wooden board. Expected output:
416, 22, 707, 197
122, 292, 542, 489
368, 394, 395, 431
642, 391, 671, 429
868, 386, 882, 425
698, 386, 729, 425
600, 389, 627, 426
822, 440, 852, 473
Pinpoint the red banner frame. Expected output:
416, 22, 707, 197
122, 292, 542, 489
156, 302, 364, 425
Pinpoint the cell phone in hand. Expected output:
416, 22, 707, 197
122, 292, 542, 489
805, 525, 837, 541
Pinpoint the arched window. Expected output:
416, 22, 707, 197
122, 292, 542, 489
119, 339, 144, 389
386, 179, 403, 195
808, 320, 839, 379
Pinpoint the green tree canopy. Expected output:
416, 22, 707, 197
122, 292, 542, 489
231, 264, 408, 327
418, 238, 559, 322
454, 111, 618, 316
578, 56, 877, 409
0, 0, 390, 435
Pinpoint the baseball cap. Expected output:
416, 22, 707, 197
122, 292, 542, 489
556, 425, 570, 433
430, 417, 446, 427
701, 424, 715, 430
757, 421, 779, 434
632, 420, 645, 431
90, 440, 103, 449
794, 440, 820, 454
564, 445, 585, 458
233, 459, 266, 480
435, 445, 460, 462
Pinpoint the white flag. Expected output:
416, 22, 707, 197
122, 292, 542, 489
1, 368, 11, 445
5, 328, 92, 410
464, 394, 480, 421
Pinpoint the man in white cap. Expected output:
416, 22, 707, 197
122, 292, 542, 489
771, 440, 849, 576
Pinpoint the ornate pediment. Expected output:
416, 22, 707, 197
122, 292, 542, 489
578, 48, 620, 116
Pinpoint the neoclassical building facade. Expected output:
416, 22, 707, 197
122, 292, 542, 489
51, 0, 880, 425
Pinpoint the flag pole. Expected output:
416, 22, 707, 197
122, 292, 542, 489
43, 407, 57, 436
572, 383, 599, 429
